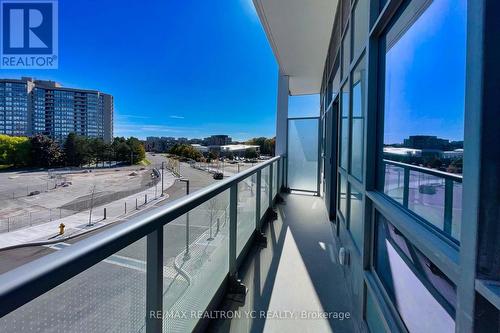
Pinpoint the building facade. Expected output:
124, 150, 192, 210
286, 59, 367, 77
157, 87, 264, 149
256, 0, 500, 331
0, 77, 113, 142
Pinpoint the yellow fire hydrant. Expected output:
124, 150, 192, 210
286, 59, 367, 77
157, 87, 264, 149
59, 223, 65, 235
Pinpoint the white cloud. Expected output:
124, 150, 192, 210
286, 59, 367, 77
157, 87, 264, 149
169, 115, 185, 119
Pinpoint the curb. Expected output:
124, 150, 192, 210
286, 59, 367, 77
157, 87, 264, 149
0, 193, 170, 252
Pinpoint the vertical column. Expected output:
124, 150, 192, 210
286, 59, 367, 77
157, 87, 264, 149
276, 71, 289, 157
146, 228, 163, 333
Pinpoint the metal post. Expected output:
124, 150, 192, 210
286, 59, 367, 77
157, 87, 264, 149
49, 209, 52, 222
216, 217, 220, 234
136, 198, 138, 210
269, 163, 274, 207
183, 179, 190, 260
59, 208, 62, 219
7, 217, 10, 232
103, 208, 107, 220
229, 183, 238, 276
146, 228, 163, 333
29, 212, 32, 226
161, 162, 165, 196
125, 202, 127, 214
443, 178, 454, 235
256, 170, 262, 230
403, 167, 410, 207
145, 194, 147, 204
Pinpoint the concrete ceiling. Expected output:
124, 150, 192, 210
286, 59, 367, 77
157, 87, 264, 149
253, 0, 338, 95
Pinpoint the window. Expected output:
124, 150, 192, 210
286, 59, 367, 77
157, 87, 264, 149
353, 0, 369, 58
351, 56, 366, 181
374, 213, 456, 332
340, 83, 349, 170
349, 185, 363, 249
338, 174, 348, 220
381, 0, 466, 242
342, 25, 351, 79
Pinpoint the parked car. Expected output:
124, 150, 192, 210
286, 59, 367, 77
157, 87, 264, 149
213, 172, 224, 180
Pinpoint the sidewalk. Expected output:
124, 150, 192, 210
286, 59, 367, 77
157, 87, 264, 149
0, 176, 175, 250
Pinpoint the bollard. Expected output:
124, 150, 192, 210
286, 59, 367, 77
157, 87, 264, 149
136, 198, 138, 210
104, 208, 107, 220
7, 217, 10, 232
145, 194, 148, 204
217, 218, 220, 234
125, 202, 127, 214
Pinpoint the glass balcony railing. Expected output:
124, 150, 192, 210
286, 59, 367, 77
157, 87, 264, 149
383, 159, 463, 242
0, 156, 283, 333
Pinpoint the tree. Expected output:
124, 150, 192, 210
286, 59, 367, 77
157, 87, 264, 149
0, 135, 31, 167
247, 137, 275, 156
31, 134, 63, 168
126, 137, 146, 164
245, 148, 258, 159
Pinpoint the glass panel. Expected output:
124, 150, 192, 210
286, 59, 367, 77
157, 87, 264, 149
162, 190, 229, 332
340, 84, 349, 170
342, 25, 351, 79
349, 185, 363, 250
351, 56, 366, 181
383, 163, 404, 204
366, 290, 386, 333
408, 171, 445, 230
272, 162, 278, 199
287, 118, 319, 192
451, 181, 462, 240
260, 166, 269, 218
382, 0, 466, 242
237, 174, 257, 255
0, 238, 147, 332
374, 213, 456, 332
353, 0, 369, 57
338, 174, 348, 219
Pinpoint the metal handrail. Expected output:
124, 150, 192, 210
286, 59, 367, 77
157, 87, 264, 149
0, 156, 281, 318
384, 159, 463, 183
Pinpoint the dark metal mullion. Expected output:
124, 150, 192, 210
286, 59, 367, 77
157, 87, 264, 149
146, 228, 163, 333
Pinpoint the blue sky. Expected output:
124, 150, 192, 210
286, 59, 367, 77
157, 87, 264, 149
2, 0, 319, 141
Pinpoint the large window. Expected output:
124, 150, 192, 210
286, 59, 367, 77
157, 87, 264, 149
381, 0, 467, 242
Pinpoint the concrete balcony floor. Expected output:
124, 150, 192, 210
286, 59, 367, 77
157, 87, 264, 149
210, 193, 355, 333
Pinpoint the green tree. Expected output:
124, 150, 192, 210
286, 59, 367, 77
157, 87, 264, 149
0, 134, 31, 167
31, 134, 63, 168
245, 148, 258, 159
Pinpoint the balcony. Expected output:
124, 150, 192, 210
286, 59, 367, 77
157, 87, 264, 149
0, 156, 341, 332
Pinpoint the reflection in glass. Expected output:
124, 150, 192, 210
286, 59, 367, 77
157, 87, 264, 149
375, 214, 456, 332
351, 57, 366, 181
339, 174, 347, 219
340, 84, 349, 170
349, 185, 363, 249
353, 0, 369, 57
237, 174, 256, 255
382, 0, 466, 242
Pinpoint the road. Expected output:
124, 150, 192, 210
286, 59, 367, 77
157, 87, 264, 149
0, 153, 263, 333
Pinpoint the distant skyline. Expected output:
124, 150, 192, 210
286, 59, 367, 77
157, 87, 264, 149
0, 0, 321, 141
